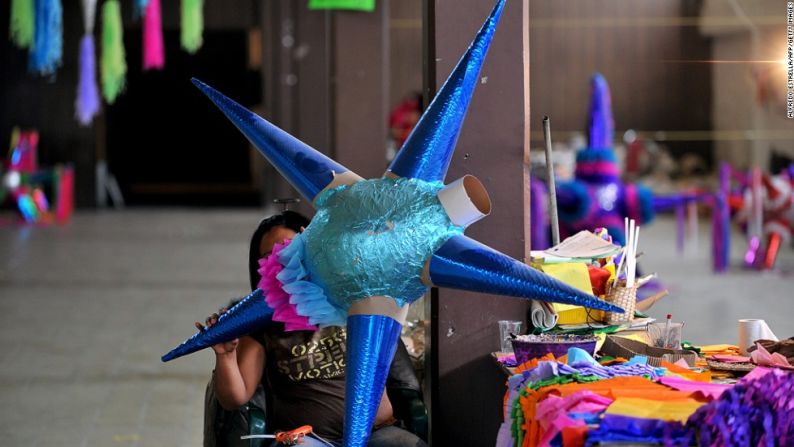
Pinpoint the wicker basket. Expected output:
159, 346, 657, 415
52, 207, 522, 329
511, 334, 598, 364
604, 281, 637, 324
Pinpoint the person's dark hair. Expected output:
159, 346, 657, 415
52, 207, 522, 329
412, 91, 423, 110
248, 210, 311, 291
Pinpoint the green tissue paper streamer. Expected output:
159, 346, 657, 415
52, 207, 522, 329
181, 0, 204, 54
308, 0, 375, 12
10, 0, 35, 48
101, 0, 126, 104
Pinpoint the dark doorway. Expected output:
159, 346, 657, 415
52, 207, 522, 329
106, 29, 261, 206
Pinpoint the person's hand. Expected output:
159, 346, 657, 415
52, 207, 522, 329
195, 311, 239, 355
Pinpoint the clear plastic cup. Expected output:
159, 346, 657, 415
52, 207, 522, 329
498, 320, 523, 353
647, 322, 684, 350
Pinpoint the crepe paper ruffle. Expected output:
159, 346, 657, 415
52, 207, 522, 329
514, 376, 697, 447
528, 360, 662, 384
273, 234, 347, 328
257, 239, 316, 332
514, 352, 560, 374
535, 390, 613, 446
682, 368, 794, 446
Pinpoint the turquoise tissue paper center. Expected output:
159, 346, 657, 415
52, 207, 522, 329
303, 177, 464, 309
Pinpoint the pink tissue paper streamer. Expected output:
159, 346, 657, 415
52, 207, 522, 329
143, 0, 164, 70
257, 239, 316, 332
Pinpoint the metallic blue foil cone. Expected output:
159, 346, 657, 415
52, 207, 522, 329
428, 235, 624, 313
387, 0, 506, 182
162, 289, 273, 362
588, 73, 614, 149
192, 78, 350, 202
343, 314, 402, 447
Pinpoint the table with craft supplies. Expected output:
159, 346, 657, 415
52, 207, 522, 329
491, 228, 793, 446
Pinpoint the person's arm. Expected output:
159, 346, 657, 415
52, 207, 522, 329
199, 312, 266, 410
374, 391, 395, 427
213, 335, 265, 410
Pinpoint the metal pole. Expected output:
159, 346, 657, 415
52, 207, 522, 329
543, 116, 560, 246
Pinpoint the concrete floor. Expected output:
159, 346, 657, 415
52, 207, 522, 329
639, 216, 794, 345
0, 209, 792, 446
0, 209, 257, 447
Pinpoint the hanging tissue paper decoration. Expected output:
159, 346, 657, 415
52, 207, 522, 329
142, 0, 164, 70
181, 0, 204, 54
308, 0, 376, 12
101, 0, 126, 104
75, 0, 99, 126
29, 0, 62, 76
133, 0, 150, 19
10, 0, 35, 49
163, 1, 621, 446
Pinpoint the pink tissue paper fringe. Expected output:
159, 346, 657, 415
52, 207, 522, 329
257, 239, 316, 332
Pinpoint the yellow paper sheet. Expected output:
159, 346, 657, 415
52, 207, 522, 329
540, 262, 604, 324
698, 344, 740, 355
606, 397, 704, 422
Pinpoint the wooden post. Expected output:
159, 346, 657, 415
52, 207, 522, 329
427, 0, 530, 444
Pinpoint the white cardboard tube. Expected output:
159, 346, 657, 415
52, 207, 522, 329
437, 175, 492, 227
348, 296, 410, 325
312, 170, 364, 205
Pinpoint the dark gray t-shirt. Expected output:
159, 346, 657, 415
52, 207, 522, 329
252, 326, 347, 440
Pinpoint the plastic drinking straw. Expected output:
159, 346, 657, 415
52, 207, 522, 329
629, 225, 640, 286
626, 219, 635, 286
